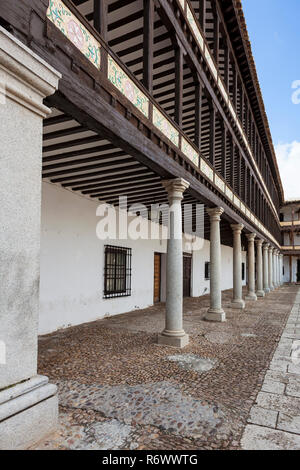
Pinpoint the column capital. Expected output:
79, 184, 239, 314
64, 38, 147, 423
206, 206, 224, 221
231, 223, 244, 234
263, 242, 270, 251
162, 178, 190, 201
255, 238, 264, 246
246, 233, 256, 241
269, 246, 274, 253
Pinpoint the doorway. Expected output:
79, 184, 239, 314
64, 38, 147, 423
297, 259, 300, 283
183, 254, 192, 298
153, 253, 161, 303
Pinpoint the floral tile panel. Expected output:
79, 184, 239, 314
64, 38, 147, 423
108, 56, 149, 118
153, 106, 179, 147
47, 0, 101, 69
186, 5, 204, 51
181, 138, 199, 166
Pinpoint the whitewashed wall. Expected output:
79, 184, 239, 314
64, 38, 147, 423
283, 255, 299, 283
39, 183, 246, 335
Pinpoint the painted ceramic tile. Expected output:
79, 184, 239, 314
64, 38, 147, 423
228, 100, 235, 120
152, 106, 179, 146
225, 185, 234, 201
200, 158, 214, 181
240, 202, 246, 214
181, 138, 199, 166
246, 208, 251, 219
47, 0, 101, 69
186, 5, 204, 51
234, 195, 241, 208
179, 0, 185, 10
108, 56, 149, 118
205, 47, 218, 81
218, 78, 228, 103
214, 174, 225, 193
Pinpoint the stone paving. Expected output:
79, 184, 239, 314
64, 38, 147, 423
241, 289, 300, 450
34, 286, 300, 450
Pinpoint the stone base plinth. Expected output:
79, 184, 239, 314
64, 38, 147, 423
231, 299, 245, 309
157, 333, 189, 348
205, 309, 226, 323
264, 288, 270, 294
256, 290, 265, 298
0, 376, 58, 450
245, 293, 257, 301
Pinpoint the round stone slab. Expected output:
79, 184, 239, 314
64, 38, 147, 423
167, 354, 218, 373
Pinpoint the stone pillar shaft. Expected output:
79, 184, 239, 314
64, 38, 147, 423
205, 207, 226, 322
0, 26, 60, 450
246, 233, 257, 301
263, 243, 270, 294
231, 224, 245, 309
158, 178, 190, 348
269, 247, 274, 291
256, 239, 265, 297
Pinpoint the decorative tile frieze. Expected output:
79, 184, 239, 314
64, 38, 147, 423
186, 5, 204, 51
200, 158, 214, 181
234, 195, 241, 208
218, 78, 228, 104
47, 0, 101, 69
179, 0, 185, 9
225, 185, 234, 201
214, 174, 225, 193
108, 56, 149, 118
153, 106, 179, 146
240, 202, 246, 214
181, 138, 199, 166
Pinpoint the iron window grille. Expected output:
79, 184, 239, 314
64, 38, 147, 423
205, 262, 210, 280
242, 263, 245, 281
104, 245, 132, 299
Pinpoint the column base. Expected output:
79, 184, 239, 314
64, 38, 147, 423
270, 286, 275, 291
231, 299, 245, 309
256, 290, 265, 298
0, 376, 58, 450
205, 308, 226, 322
264, 288, 270, 294
157, 333, 189, 348
245, 293, 257, 301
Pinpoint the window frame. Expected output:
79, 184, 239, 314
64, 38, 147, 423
104, 245, 132, 299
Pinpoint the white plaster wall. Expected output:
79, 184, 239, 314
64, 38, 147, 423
40, 183, 246, 335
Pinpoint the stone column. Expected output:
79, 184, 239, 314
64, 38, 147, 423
280, 254, 284, 285
273, 249, 278, 288
0, 27, 61, 449
158, 178, 190, 348
263, 243, 270, 294
269, 246, 274, 291
245, 233, 257, 301
205, 207, 226, 322
255, 239, 265, 297
231, 224, 245, 309
277, 252, 281, 286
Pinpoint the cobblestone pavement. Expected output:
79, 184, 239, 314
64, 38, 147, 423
241, 289, 300, 450
34, 286, 299, 450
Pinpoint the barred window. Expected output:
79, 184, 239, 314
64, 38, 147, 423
242, 262, 245, 281
104, 245, 132, 299
205, 262, 210, 280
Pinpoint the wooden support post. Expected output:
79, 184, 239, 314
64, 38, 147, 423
230, 141, 235, 189
233, 67, 238, 108
194, 76, 203, 149
221, 122, 227, 179
175, 42, 183, 127
213, 12, 220, 65
209, 100, 216, 167
199, 0, 206, 32
143, 0, 154, 93
224, 41, 230, 89
94, 0, 108, 40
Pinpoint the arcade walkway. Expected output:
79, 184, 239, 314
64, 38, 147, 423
35, 286, 300, 450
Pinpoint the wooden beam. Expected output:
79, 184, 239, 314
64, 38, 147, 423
94, 0, 108, 40
174, 42, 183, 127
209, 101, 216, 166
194, 77, 203, 148
143, 0, 154, 93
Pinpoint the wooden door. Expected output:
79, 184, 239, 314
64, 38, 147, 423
154, 253, 161, 303
297, 260, 300, 283
183, 254, 192, 297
